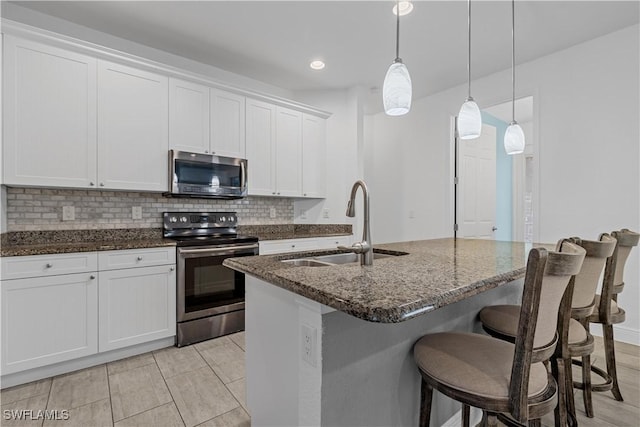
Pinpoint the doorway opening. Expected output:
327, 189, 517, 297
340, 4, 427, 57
454, 96, 536, 242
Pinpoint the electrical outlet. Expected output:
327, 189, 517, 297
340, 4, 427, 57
62, 206, 75, 221
301, 324, 317, 367
322, 208, 330, 219
269, 207, 277, 218
132, 206, 142, 220
300, 210, 307, 220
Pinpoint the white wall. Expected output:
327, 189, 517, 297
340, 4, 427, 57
365, 25, 640, 344
292, 89, 362, 231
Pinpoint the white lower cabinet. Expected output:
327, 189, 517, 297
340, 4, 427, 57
1, 247, 176, 376
98, 265, 176, 352
259, 235, 352, 255
1, 272, 98, 375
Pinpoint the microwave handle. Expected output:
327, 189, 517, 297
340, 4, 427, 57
241, 160, 247, 189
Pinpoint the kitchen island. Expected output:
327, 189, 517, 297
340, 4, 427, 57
224, 238, 540, 426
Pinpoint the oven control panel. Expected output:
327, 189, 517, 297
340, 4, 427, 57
163, 212, 237, 230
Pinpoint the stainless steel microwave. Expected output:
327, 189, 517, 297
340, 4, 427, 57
168, 150, 247, 199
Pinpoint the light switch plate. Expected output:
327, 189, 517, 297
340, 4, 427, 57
270, 207, 277, 218
301, 323, 317, 367
322, 208, 330, 219
132, 206, 142, 220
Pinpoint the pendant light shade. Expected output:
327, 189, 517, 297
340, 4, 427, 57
383, 0, 411, 116
504, 121, 525, 154
458, 98, 482, 139
383, 60, 412, 116
504, 0, 525, 155
457, 0, 481, 139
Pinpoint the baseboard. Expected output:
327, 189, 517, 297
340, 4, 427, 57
0, 336, 175, 389
589, 325, 639, 346
442, 406, 483, 427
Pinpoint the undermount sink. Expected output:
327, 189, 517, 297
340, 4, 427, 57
281, 259, 332, 267
282, 251, 405, 267
313, 252, 393, 264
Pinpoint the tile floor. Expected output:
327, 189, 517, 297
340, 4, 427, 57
0, 333, 250, 427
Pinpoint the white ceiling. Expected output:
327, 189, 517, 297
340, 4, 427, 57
6, 1, 639, 108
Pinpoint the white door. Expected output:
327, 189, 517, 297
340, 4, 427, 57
97, 61, 168, 191
301, 114, 326, 198
458, 123, 497, 239
169, 78, 210, 154
246, 99, 277, 196
275, 107, 302, 197
210, 89, 246, 158
98, 265, 176, 352
3, 36, 97, 188
1, 273, 98, 374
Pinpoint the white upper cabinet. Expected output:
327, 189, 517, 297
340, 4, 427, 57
169, 81, 246, 158
246, 99, 277, 195
97, 60, 169, 191
169, 78, 210, 154
301, 113, 327, 198
210, 89, 246, 158
275, 107, 303, 197
3, 36, 97, 187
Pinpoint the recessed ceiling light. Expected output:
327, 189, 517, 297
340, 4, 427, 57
310, 60, 325, 70
393, 1, 414, 16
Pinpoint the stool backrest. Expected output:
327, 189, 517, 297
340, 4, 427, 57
568, 234, 617, 313
598, 229, 639, 322
509, 242, 585, 422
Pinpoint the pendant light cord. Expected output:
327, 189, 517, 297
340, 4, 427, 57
511, 0, 516, 122
467, 0, 471, 99
395, 0, 401, 61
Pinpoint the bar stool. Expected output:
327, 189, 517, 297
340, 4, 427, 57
580, 229, 639, 407
413, 242, 585, 426
478, 234, 616, 425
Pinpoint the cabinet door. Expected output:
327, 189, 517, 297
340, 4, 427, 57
97, 61, 169, 191
1, 273, 98, 374
275, 107, 303, 197
301, 114, 326, 198
3, 35, 97, 188
211, 89, 245, 158
98, 265, 176, 352
246, 99, 277, 196
169, 78, 210, 154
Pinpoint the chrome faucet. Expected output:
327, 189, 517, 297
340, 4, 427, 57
338, 180, 373, 266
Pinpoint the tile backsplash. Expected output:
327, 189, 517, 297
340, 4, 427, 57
4, 187, 294, 231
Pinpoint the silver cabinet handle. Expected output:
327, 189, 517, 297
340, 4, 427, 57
45, 263, 53, 268
304, 193, 307, 196
89, 182, 95, 186
90, 275, 96, 280
99, 183, 105, 187
492, 227, 498, 231
170, 267, 175, 272
272, 192, 276, 195
137, 256, 143, 261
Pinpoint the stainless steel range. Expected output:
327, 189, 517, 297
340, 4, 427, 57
163, 211, 258, 347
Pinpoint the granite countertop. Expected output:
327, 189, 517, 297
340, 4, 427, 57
0, 229, 174, 256
224, 238, 551, 323
0, 224, 353, 257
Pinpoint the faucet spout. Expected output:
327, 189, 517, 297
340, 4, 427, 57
338, 180, 373, 266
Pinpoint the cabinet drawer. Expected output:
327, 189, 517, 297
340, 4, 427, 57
1, 252, 98, 280
98, 247, 176, 270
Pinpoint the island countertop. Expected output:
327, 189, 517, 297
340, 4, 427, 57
224, 238, 548, 323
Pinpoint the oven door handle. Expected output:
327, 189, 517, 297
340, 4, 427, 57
178, 243, 259, 256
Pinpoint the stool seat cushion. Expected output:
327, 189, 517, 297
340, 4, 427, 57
568, 318, 588, 345
479, 305, 519, 338
414, 332, 549, 401
589, 295, 625, 324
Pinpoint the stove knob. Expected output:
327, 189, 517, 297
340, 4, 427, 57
220, 216, 226, 222
180, 216, 188, 223
169, 216, 177, 223
229, 217, 235, 222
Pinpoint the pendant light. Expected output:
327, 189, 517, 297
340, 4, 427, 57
383, 0, 412, 116
504, 0, 525, 155
457, 0, 481, 139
